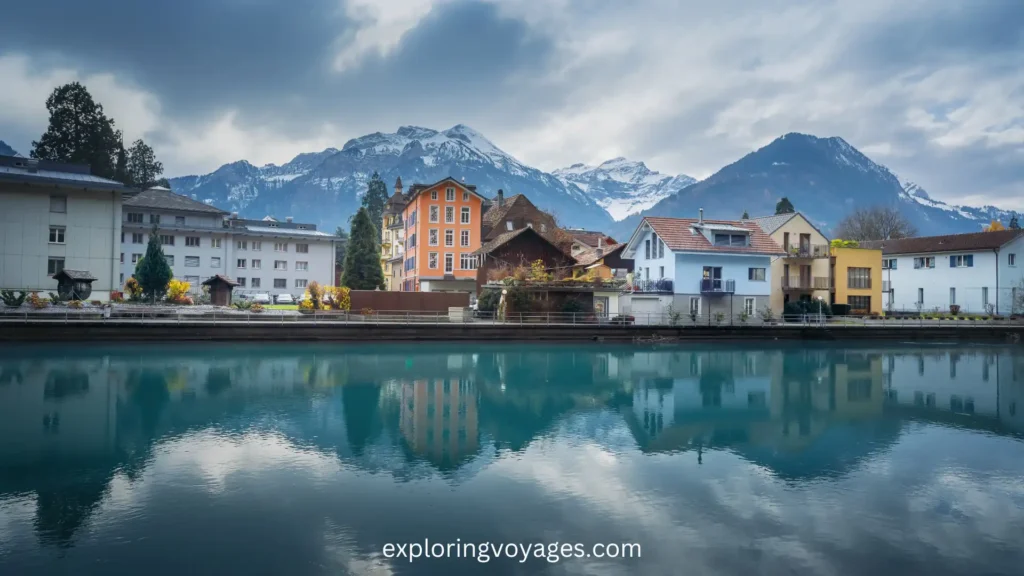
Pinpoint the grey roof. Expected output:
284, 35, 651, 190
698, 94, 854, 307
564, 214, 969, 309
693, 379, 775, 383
0, 157, 127, 191
202, 274, 239, 287
53, 269, 97, 281
243, 225, 334, 238
860, 230, 1024, 255
124, 187, 228, 215
750, 213, 797, 235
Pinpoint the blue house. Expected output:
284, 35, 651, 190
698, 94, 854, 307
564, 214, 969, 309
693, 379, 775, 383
620, 213, 785, 322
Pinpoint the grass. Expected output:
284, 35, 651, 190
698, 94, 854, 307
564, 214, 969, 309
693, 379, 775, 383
265, 304, 298, 310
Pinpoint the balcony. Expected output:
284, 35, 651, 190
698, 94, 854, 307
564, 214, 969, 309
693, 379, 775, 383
782, 276, 832, 291
631, 279, 674, 294
700, 279, 735, 294
782, 244, 830, 259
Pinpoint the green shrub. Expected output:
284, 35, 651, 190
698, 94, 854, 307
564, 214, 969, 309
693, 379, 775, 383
784, 300, 832, 321
477, 290, 500, 313
1, 290, 26, 307
234, 300, 253, 311
561, 297, 586, 314
832, 303, 851, 316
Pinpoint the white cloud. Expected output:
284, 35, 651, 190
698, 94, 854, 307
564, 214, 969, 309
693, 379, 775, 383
333, 0, 444, 72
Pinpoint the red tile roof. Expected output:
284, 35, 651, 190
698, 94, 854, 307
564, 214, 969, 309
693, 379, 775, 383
640, 217, 785, 255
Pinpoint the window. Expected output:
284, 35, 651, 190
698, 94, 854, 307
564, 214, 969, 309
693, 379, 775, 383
429, 252, 439, 269
295, 261, 308, 271
274, 242, 288, 252
251, 259, 261, 269
405, 257, 416, 271
175, 216, 186, 226
185, 236, 200, 247
645, 239, 651, 259
47, 257, 64, 276
461, 230, 470, 247
950, 287, 956, 305
461, 207, 471, 224
748, 268, 766, 281
689, 296, 700, 316
950, 254, 973, 268
431, 190, 438, 200
237, 277, 246, 287
408, 233, 416, 248
132, 253, 142, 264
1010, 253, 1017, 266
48, 226, 65, 244
429, 205, 439, 223
882, 258, 897, 269
445, 230, 454, 247
237, 259, 247, 269
127, 212, 143, 223
159, 235, 175, 246
212, 238, 222, 248
121, 231, 124, 243
658, 238, 665, 258
541, 224, 547, 233
165, 255, 174, 266
184, 276, 200, 285
744, 297, 755, 316
917, 287, 924, 305
295, 243, 308, 253
409, 210, 416, 225
847, 267, 871, 289
274, 260, 287, 270
295, 279, 307, 288
251, 278, 260, 288
428, 229, 438, 246
445, 206, 454, 223
211, 257, 221, 268
460, 254, 477, 270
446, 188, 455, 202
120, 253, 124, 264
185, 256, 200, 267
506, 220, 514, 231
236, 241, 247, 250
659, 265, 665, 279
150, 214, 160, 224
251, 241, 260, 251
49, 195, 67, 213
120, 273, 124, 285
463, 191, 469, 202
982, 287, 989, 307
132, 233, 144, 244
444, 253, 454, 273
274, 278, 287, 289
713, 233, 747, 247
848, 295, 871, 311
913, 257, 935, 269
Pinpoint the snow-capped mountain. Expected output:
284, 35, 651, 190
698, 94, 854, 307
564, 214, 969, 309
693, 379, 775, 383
553, 158, 695, 220
616, 133, 1017, 239
169, 125, 612, 231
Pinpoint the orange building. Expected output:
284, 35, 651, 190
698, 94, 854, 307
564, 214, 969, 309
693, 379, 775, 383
399, 378, 480, 468
400, 177, 486, 292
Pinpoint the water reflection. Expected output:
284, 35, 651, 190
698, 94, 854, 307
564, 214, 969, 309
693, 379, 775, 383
1, 343, 1023, 574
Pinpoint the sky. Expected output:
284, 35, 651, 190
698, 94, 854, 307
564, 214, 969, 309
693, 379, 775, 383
0, 0, 1021, 209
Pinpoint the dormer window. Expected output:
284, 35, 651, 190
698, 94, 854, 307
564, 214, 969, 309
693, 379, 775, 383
714, 233, 748, 247
506, 221, 514, 231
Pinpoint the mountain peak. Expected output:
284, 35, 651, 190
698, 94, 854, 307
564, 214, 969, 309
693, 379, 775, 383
396, 126, 439, 139
0, 140, 20, 157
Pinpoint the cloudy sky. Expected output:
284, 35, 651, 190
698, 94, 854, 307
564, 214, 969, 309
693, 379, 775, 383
0, 0, 1021, 208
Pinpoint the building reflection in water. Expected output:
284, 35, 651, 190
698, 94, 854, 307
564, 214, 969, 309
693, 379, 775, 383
1, 343, 1023, 549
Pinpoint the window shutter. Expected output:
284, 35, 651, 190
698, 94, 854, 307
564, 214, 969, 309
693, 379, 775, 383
950, 255, 956, 268
966, 254, 974, 267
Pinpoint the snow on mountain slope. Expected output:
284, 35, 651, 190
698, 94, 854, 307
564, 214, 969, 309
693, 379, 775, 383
553, 158, 696, 221
898, 180, 1014, 225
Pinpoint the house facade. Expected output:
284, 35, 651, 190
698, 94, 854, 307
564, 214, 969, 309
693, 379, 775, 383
750, 212, 831, 312
121, 187, 337, 297
862, 230, 1024, 315
473, 226, 576, 293
400, 177, 486, 292
381, 177, 407, 291
621, 215, 784, 322
0, 155, 126, 300
831, 246, 883, 315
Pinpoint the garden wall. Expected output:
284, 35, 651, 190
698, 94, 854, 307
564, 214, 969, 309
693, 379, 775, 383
348, 290, 469, 312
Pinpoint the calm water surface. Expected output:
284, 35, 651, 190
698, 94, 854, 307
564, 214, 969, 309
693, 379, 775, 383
1, 342, 1024, 575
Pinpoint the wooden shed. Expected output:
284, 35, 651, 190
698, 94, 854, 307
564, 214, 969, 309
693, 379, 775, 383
202, 275, 239, 307
52, 269, 97, 301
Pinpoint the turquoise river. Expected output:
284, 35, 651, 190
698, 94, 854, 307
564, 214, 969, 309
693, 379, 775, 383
1, 342, 1023, 575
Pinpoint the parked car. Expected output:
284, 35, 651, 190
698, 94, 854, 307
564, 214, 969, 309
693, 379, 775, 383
275, 293, 294, 304
610, 314, 635, 325
251, 293, 271, 304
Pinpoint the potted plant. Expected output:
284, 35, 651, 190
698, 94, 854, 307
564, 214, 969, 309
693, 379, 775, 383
949, 304, 961, 316
713, 311, 725, 325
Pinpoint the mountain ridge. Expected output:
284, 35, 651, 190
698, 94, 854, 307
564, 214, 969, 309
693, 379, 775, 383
553, 158, 695, 221
0, 140, 19, 156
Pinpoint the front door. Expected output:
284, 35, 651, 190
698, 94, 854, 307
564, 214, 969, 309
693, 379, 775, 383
594, 296, 609, 318
801, 264, 811, 288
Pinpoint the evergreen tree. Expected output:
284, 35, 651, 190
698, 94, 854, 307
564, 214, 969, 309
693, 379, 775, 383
342, 208, 385, 290
115, 143, 129, 185
361, 171, 389, 232
154, 177, 172, 189
774, 197, 795, 215
126, 139, 164, 189
31, 82, 122, 179
135, 228, 173, 302
741, 210, 750, 219
334, 226, 350, 280
1010, 213, 1020, 230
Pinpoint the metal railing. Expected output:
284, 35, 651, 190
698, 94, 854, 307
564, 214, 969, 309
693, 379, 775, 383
782, 276, 832, 290
700, 279, 735, 293
783, 244, 830, 259
630, 279, 674, 293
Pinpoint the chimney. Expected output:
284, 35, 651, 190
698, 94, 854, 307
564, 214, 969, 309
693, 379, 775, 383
598, 237, 604, 249
231, 211, 239, 219
286, 216, 293, 223
496, 189, 504, 207
699, 208, 703, 224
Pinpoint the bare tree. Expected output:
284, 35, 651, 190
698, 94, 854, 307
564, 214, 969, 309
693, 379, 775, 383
834, 206, 917, 241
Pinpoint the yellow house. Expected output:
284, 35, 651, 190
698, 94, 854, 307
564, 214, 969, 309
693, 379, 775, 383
750, 212, 831, 312
831, 245, 882, 314
381, 177, 407, 291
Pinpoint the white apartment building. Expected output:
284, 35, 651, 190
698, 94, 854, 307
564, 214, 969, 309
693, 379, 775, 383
0, 156, 126, 300
862, 230, 1024, 315
120, 187, 337, 297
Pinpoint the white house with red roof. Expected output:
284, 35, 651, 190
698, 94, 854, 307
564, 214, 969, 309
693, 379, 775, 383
621, 211, 786, 322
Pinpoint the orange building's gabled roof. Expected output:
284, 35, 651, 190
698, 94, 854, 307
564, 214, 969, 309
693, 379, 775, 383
403, 177, 486, 204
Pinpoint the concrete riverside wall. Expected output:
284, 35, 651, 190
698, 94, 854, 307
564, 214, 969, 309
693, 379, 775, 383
3, 322, 1023, 343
